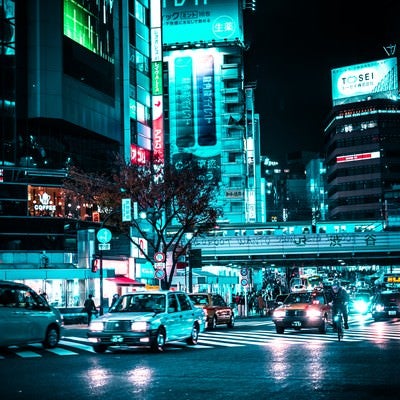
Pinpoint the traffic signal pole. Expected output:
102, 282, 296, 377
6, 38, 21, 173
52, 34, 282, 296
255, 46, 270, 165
99, 249, 104, 315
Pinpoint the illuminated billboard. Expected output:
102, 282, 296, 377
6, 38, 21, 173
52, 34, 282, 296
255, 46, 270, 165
165, 48, 223, 180
336, 151, 380, 164
63, 0, 114, 62
331, 57, 398, 106
162, 0, 243, 45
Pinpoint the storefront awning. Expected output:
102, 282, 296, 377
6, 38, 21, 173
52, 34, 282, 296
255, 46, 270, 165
106, 276, 145, 286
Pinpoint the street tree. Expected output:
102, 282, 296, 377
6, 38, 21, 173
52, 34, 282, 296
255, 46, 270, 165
64, 155, 223, 289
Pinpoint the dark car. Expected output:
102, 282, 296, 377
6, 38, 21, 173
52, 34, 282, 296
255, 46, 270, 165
370, 290, 400, 321
188, 293, 235, 329
272, 289, 332, 334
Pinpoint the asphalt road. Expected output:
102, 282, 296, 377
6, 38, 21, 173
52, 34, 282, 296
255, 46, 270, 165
1, 316, 399, 400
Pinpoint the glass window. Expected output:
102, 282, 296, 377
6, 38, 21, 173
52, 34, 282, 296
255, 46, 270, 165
135, 1, 146, 24
177, 293, 192, 311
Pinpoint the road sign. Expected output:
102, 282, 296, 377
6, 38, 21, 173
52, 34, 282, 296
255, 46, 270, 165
241, 278, 249, 286
154, 262, 165, 268
240, 267, 248, 277
154, 252, 166, 262
97, 228, 112, 244
122, 198, 132, 222
154, 268, 165, 280
98, 243, 110, 251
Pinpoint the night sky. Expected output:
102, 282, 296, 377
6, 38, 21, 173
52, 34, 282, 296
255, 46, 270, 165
244, 0, 400, 163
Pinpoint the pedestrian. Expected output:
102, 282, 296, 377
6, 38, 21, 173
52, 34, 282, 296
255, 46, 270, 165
257, 292, 266, 316
238, 293, 246, 317
84, 294, 97, 326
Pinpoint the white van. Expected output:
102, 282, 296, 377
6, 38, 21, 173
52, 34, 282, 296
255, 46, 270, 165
0, 280, 63, 348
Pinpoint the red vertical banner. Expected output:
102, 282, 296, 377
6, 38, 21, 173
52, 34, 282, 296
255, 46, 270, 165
152, 95, 164, 165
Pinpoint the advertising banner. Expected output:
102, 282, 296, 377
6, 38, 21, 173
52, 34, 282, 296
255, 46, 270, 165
166, 48, 222, 182
331, 57, 398, 106
162, 0, 243, 45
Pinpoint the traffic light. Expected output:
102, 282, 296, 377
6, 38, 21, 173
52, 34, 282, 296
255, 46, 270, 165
91, 256, 99, 273
188, 249, 202, 266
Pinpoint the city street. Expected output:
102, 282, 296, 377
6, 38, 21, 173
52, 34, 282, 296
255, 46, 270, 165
0, 316, 399, 399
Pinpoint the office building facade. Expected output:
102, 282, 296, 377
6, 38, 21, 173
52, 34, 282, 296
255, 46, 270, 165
325, 56, 400, 221
0, 0, 264, 302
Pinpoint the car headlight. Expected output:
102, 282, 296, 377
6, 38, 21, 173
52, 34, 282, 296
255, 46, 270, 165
306, 309, 322, 318
273, 310, 286, 318
89, 321, 105, 331
354, 300, 368, 313
131, 321, 149, 332
375, 304, 385, 312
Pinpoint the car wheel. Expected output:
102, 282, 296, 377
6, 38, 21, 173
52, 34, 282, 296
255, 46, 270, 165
93, 344, 107, 353
151, 328, 166, 352
276, 326, 284, 334
42, 327, 59, 348
186, 324, 200, 345
227, 314, 235, 328
319, 318, 327, 334
208, 316, 217, 330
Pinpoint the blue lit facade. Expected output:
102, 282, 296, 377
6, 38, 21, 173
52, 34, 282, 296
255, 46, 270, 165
162, 0, 264, 224
0, 0, 154, 304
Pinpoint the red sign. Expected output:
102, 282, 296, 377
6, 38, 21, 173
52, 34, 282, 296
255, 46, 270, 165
176, 262, 188, 269
154, 252, 166, 262
131, 144, 150, 165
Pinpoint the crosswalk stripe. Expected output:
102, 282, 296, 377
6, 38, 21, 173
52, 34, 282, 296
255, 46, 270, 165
15, 350, 42, 358
198, 339, 243, 347
46, 347, 78, 356
2, 319, 400, 359
59, 339, 95, 353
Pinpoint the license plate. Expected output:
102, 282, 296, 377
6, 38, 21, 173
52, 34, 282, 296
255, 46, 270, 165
388, 311, 396, 316
292, 321, 301, 327
111, 335, 124, 343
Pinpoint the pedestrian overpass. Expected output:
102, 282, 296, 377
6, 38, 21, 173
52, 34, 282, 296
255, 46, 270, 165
191, 230, 400, 268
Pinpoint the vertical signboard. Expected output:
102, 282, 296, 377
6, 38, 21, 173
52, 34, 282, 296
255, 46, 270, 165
175, 56, 195, 147
151, 0, 164, 164
197, 54, 216, 146
166, 48, 222, 183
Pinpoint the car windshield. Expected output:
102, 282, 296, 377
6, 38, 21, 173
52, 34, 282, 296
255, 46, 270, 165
110, 294, 166, 313
189, 295, 209, 305
354, 293, 370, 302
284, 293, 311, 304
381, 293, 400, 304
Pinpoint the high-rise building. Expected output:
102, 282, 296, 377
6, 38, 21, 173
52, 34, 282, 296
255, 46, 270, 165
325, 56, 400, 221
162, 0, 263, 224
0, 0, 264, 302
0, 0, 155, 303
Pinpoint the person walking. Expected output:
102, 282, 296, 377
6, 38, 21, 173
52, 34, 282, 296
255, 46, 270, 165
257, 292, 266, 316
84, 294, 97, 326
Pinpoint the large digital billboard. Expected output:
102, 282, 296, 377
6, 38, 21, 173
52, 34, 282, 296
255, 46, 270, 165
63, 0, 114, 63
166, 48, 223, 180
331, 57, 398, 106
162, 0, 243, 45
